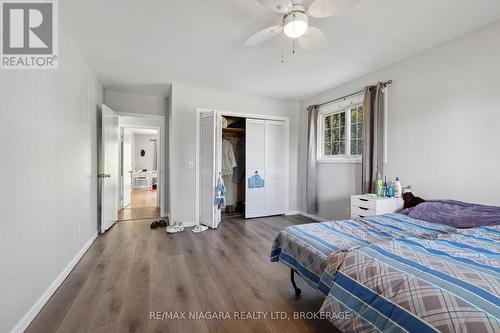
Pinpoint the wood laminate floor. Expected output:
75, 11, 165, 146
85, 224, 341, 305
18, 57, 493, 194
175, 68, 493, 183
118, 207, 161, 221
118, 189, 160, 221
26, 215, 336, 333
129, 189, 158, 208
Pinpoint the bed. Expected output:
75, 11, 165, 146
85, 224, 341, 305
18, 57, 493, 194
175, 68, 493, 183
270, 201, 500, 333
270, 213, 456, 295
320, 226, 500, 332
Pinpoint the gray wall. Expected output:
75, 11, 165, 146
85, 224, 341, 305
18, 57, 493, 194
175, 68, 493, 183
169, 83, 301, 225
0, 28, 103, 332
299, 21, 500, 220
104, 90, 168, 116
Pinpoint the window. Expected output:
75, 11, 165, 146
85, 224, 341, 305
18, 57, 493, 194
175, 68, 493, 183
318, 97, 364, 162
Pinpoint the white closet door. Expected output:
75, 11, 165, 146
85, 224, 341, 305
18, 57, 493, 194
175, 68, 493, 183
199, 111, 221, 228
265, 121, 285, 215
245, 119, 266, 218
245, 119, 285, 218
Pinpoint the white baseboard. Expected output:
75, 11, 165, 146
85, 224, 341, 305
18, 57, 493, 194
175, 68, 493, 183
298, 212, 329, 222
182, 221, 196, 228
10, 233, 98, 333
285, 210, 302, 215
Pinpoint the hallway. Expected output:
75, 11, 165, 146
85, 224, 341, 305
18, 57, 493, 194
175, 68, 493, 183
118, 189, 160, 221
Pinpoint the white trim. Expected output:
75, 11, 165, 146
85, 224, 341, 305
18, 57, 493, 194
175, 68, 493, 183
317, 157, 362, 164
195, 108, 290, 224
115, 111, 165, 120
317, 99, 364, 162
10, 233, 98, 333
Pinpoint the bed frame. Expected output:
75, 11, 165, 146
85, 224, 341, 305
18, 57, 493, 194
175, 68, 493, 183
290, 269, 301, 296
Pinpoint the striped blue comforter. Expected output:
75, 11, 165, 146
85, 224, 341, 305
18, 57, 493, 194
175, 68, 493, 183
320, 225, 500, 333
270, 214, 456, 293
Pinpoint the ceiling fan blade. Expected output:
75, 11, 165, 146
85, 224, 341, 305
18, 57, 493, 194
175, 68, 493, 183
257, 0, 292, 14
308, 0, 362, 18
245, 25, 283, 46
297, 27, 327, 54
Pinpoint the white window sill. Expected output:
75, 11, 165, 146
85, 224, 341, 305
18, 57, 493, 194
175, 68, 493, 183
317, 158, 362, 164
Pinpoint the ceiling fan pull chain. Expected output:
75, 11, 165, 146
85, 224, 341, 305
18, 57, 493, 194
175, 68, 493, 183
292, 38, 296, 55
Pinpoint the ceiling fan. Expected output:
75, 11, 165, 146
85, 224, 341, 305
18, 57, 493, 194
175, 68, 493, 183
245, 0, 362, 54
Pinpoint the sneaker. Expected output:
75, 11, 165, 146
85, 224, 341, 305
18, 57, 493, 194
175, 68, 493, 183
166, 222, 184, 234
192, 225, 208, 233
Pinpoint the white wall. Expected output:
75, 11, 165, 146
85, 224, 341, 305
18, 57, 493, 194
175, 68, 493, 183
0, 28, 102, 333
170, 83, 300, 225
134, 134, 158, 171
299, 20, 500, 220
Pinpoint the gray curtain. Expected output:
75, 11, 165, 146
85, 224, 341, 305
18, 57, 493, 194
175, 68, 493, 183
362, 83, 385, 194
306, 105, 319, 214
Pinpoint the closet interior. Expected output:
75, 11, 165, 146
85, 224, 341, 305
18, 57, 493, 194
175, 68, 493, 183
221, 116, 246, 218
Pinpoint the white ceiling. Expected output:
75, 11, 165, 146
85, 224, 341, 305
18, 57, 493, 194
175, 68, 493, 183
60, 0, 500, 100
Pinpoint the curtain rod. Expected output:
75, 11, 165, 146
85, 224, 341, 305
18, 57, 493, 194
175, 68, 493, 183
317, 80, 392, 108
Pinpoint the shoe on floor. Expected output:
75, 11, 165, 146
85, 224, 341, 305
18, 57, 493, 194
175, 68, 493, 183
192, 224, 208, 233
150, 221, 159, 229
158, 219, 167, 228
166, 222, 184, 234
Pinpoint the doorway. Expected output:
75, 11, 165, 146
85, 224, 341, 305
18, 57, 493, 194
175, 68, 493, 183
99, 104, 166, 233
118, 127, 161, 221
221, 116, 246, 219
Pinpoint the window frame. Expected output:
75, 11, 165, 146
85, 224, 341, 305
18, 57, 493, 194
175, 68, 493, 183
317, 95, 364, 163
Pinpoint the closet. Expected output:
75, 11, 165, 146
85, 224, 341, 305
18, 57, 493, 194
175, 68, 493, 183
221, 116, 246, 219
198, 111, 286, 228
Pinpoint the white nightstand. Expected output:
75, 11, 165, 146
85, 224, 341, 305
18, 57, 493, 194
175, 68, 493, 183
351, 194, 404, 218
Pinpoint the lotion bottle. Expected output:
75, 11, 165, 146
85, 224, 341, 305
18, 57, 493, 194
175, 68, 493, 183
394, 177, 402, 198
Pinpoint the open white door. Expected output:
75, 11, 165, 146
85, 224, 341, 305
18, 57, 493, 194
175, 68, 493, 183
199, 111, 222, 228
100, 104, 120, 233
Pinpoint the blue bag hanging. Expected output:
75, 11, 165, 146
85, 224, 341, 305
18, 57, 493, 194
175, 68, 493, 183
248, 171, 264, 189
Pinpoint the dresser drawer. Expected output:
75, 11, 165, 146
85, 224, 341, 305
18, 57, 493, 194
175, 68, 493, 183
351, 195, 376, 210
351, 205, 376, 218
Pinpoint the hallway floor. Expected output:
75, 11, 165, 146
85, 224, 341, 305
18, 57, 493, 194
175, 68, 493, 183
118, 188, 160, 221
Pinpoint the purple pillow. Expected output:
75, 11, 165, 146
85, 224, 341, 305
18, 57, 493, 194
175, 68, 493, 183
407, 200, 500, 228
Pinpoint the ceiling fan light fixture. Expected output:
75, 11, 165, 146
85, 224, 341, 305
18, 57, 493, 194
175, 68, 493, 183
283, 11, 308, 38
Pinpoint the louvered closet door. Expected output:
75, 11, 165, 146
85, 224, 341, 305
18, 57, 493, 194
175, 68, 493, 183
265, 121, 285, 215
245, 119, 285, 218
199, 111, 219, 228
245, 119, 266, 218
